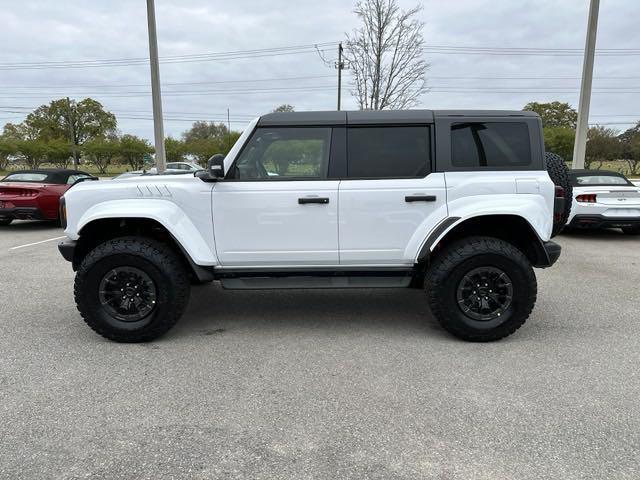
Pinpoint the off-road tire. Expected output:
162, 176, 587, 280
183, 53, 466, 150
545, 151, 573, 237
425, 236, 537, 342
622, 225, 640, 235
74, 236, 191, 342
0, 218, 13, 226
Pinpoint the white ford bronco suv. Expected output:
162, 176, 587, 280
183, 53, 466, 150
58, 110, 565, 343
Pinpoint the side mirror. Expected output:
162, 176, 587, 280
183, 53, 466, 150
207, 154, 225, 179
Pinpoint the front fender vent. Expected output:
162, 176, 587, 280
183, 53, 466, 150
136, 185, 172, 198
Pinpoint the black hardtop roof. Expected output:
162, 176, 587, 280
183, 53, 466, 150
257, 109, 538, 126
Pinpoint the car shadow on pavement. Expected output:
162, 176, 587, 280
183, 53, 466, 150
172, 284, 447, 340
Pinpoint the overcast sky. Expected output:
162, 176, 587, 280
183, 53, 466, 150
0, 0, 638, 139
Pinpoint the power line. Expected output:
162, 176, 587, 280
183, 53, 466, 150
422, 45, 640, 56
0, 43, 339, 71
2, 42, 640, 72
0, 74, 335, 90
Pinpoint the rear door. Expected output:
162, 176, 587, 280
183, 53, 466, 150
337, 125, 447, 265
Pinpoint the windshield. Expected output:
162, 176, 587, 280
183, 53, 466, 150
2, 172, 50, 183
571, 174, 632, 187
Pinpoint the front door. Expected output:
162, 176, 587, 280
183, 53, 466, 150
213, 126, 339, 267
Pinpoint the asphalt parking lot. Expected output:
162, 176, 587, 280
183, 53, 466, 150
0, 222, 638, 480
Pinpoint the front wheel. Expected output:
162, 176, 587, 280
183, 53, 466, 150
74, 237, 191, 342
622, 226, 640, 235
425, 237, 537, 342
0, 217, 13, 226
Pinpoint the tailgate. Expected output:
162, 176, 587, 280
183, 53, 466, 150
596, 188, 640, 206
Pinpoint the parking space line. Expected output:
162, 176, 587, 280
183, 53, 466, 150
9, 236, 67, 251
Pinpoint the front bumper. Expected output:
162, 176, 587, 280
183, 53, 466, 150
58, 238, 76, 263
0, 207, 46, 221
569, 214, 640, 229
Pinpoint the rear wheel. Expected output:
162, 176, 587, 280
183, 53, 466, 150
545, 152, 573, 237
0, 217, 13, 226
425, 236, 537, 342
74, 237, 191, 342
622, 225, 640, 235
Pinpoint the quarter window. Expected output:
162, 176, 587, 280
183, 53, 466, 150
451, 122, 531, 168
347, 126, 430, 178
233, 127, 331, 180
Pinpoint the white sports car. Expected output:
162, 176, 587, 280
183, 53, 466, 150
567, 169, 640, 235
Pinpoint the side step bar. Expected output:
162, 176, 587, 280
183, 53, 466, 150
216, 268, 414, 290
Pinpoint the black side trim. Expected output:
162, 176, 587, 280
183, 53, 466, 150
416, 217, 461, 262
58, 239, 76, 262
214, 267, 413, 279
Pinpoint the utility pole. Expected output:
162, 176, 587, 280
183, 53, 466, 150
146, 0, 166, 173
572, 0, 600, 169
336, 43, 344, 111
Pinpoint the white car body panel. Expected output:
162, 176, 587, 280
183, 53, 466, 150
63, 175, 218, 266
212, 180, 339, 266
440, 170, 555, 243
568, 184, 640, 223
338, 174, 447, 265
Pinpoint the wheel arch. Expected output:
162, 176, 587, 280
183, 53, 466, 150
73, 217, 215, 283
418, 214, 552, 268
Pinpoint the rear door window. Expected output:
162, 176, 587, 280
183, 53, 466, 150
346, 126, 430, 178
451, 122, 531, 168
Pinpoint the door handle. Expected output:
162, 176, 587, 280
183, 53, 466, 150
298, 197, 330, 205
405, 195, 436, 202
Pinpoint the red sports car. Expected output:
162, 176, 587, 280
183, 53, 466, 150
0, 169, 96, 226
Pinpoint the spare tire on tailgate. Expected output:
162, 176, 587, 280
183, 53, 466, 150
545, 152, 573, 237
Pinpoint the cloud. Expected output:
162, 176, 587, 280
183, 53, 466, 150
0, 0, 638, 139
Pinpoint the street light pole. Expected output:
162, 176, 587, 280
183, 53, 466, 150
572, 0, 600, 169
146, 0, 166, 173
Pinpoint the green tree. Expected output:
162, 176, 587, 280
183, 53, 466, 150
182, 121, 229, 143
184, 138, 224, 165
619, 122, 640, 175
543, 127, 575, 162
45, 138, 73, 169
0, 135, 17, 171
15, 139, 48, 169
585, 126, 620, 169
119, 134, 153, 170
23, 98, 117, 166
273, 104, 295, 113
523, 101, 578, 128
83, 137, 120, 174
165, 137, 187, 162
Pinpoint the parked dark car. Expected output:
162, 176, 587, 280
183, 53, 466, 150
0, 169, 96, 225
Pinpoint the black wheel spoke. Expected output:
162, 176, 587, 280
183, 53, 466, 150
98, 266, 157, 322
456, 267, 513, 322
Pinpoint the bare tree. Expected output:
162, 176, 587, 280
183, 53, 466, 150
345, 0, 428, 110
